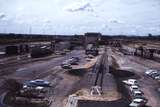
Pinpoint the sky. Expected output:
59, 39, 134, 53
0, 0, 160, 35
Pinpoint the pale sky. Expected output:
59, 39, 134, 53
0, 0, 160, 35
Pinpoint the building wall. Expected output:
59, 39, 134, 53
84, 33, 101, 46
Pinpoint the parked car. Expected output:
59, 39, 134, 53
61, 63, 72, 69
132, 90, 144, 99
129, 98, 147, 107
154, 76, 160, 80
130, 85, 139, 92
24, 79, 51, 87
55, 51, 61, 55
151, 73, 160, 79
145, 69, 155, 75
123, 79, 138, 86
148, 71, 158, 76
69, 58, 78, 65
61, 60, 70, 65
145, 69, 160, 81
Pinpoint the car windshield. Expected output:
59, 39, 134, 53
134, 101, 141, 104
135, 93, 142, 96
36, 80, 44, 82
35, 80, 43, 82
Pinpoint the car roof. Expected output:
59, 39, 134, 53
128, 79, 137, 81
131, 85, 138, 88
151, 71, 158, 73
133, 98, 143, 102
133, 90, 143, 94
35, 79, 44, 81
29, 79, 48, 83
146, 70, 153, 73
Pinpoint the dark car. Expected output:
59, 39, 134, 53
61, 63, 72, 69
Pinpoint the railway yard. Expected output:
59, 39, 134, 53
0, 38, 160, 107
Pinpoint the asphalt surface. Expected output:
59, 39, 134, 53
0, 50, 86, 107
1, 50, 84, 79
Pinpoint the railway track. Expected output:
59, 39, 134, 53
91, 48, 109, 94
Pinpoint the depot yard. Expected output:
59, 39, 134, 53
0, 36, 160, 107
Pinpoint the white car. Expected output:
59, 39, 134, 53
145, 69, 158, 76
123, 79, 138, 86
145, 69, 155, 75
132, 90, 144, 99
130, 85, 139, 92
129, 98, 147, 107
154, 75, 160, 80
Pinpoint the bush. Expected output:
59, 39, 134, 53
4, 79, 22, 93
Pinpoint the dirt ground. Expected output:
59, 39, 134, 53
110, 47, 160, 107
0, 49, 101, 107
0, 42, 160, 107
